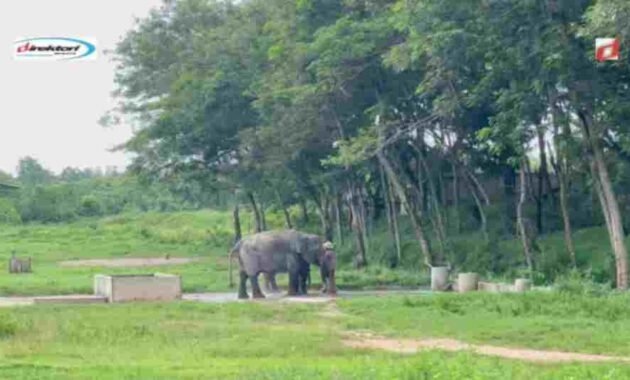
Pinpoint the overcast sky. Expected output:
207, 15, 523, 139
0, 0, 163, 175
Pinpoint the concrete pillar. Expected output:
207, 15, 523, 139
457, 273, 479, 293
431, 266, 449, 291
514, 278, 532, 292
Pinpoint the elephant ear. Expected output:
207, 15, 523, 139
290, 232, 308, 254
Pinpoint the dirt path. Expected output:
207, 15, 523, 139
343, 332, 630, 363
59, 257, 199, 267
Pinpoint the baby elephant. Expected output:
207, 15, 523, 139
263, 255, 311, 295
229, 230, 337, 299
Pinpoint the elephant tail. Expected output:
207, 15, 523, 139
228, 240, 242, 288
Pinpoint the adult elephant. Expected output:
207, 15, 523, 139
229, 230, 337, 299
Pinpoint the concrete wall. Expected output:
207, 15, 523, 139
94, 273, 181, 302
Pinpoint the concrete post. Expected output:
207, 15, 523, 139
457, 273, 479, 293
431, 266, 449, 291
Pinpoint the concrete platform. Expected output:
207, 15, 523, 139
0, 297, 34, 307
182, 289, 429, 303
33, 295, 107, 304
95, 273, 182, 302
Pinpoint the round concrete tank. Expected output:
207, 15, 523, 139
457, 273, 479, 293
431, 266, 449, 291
514, 278, 532, 292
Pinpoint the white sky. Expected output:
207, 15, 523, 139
0, 0, 163, 175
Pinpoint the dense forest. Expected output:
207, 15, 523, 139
5, 0, 630, 288
0, 157, 224, 223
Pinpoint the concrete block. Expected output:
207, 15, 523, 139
514, 278, 532, 292
34, 295, 107, 304
457, 273, 479, 293
94, 273, 181, 303
497, 282, 515, 292
430, 266, 450, 291
478, 281, 499, 292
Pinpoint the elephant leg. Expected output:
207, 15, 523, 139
250, 274, 265, 299
263, 273, 273, 292
320, 267, 328, 294
238, 271, 249, 299
298, 266, 309, 295
287, 271, 299, 296
269, 274, 280, 293
298, 275, 308, 295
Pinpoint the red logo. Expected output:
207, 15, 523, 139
595, 38, 619, 61
16, 42, 31, 53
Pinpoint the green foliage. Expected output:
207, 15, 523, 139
555, 270, 612, 297
79, 195, 102, 217
0, 198, 21, 225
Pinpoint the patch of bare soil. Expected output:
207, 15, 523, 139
59, 257, 199, 267
342, 332, 630, 363
319, 302, 346, 318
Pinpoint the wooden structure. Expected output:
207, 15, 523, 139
9, 252, 32, 273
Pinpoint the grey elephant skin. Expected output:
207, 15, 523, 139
229, 230, 337, 299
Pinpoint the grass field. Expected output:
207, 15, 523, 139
0, 210, 427, 295
1, 293, 630, 379
1, 211, 630, 379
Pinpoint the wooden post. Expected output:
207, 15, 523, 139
9, 252, 32, 273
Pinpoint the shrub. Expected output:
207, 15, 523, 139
0, 198, 21, 225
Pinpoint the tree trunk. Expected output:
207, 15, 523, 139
536, 128, 546, 234
300, 199, 309, 224
389, 176, 402, 265
260, 201, 267, 231
232, 203, 242, 244
334, 193, 343, 245
466, 176, 489, 243
378, 151, 434, 267
517, 159, 534, 274
550, 150, 576, 268
347, 182, 367, 268
311, 190, 333, 242
549, 108, 577, 268
357, 185, 370, 258
247, 192, 262, 233
451, 161, 461, 234
229, 202, 242, 288
276, 191, 292, 229
502, 165, 517, 234
464, 167, 490, 206
380, 163, 401, 265
418, 153, 447, 259
579, 110, 628, 289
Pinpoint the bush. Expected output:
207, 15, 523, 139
79, 195, 103, 217
554, 269, 612, 297
0, 198, 21, 225
0, 317, 18, 338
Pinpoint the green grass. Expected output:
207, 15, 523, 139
0, 210, 432, 296
338, 291, 630, 355
0, 211, 238, 295
0, 295, 630, 379
2, 210, 630, 378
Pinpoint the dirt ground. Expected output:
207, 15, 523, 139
342, 332, 630, 363
58, 257, 199, 267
